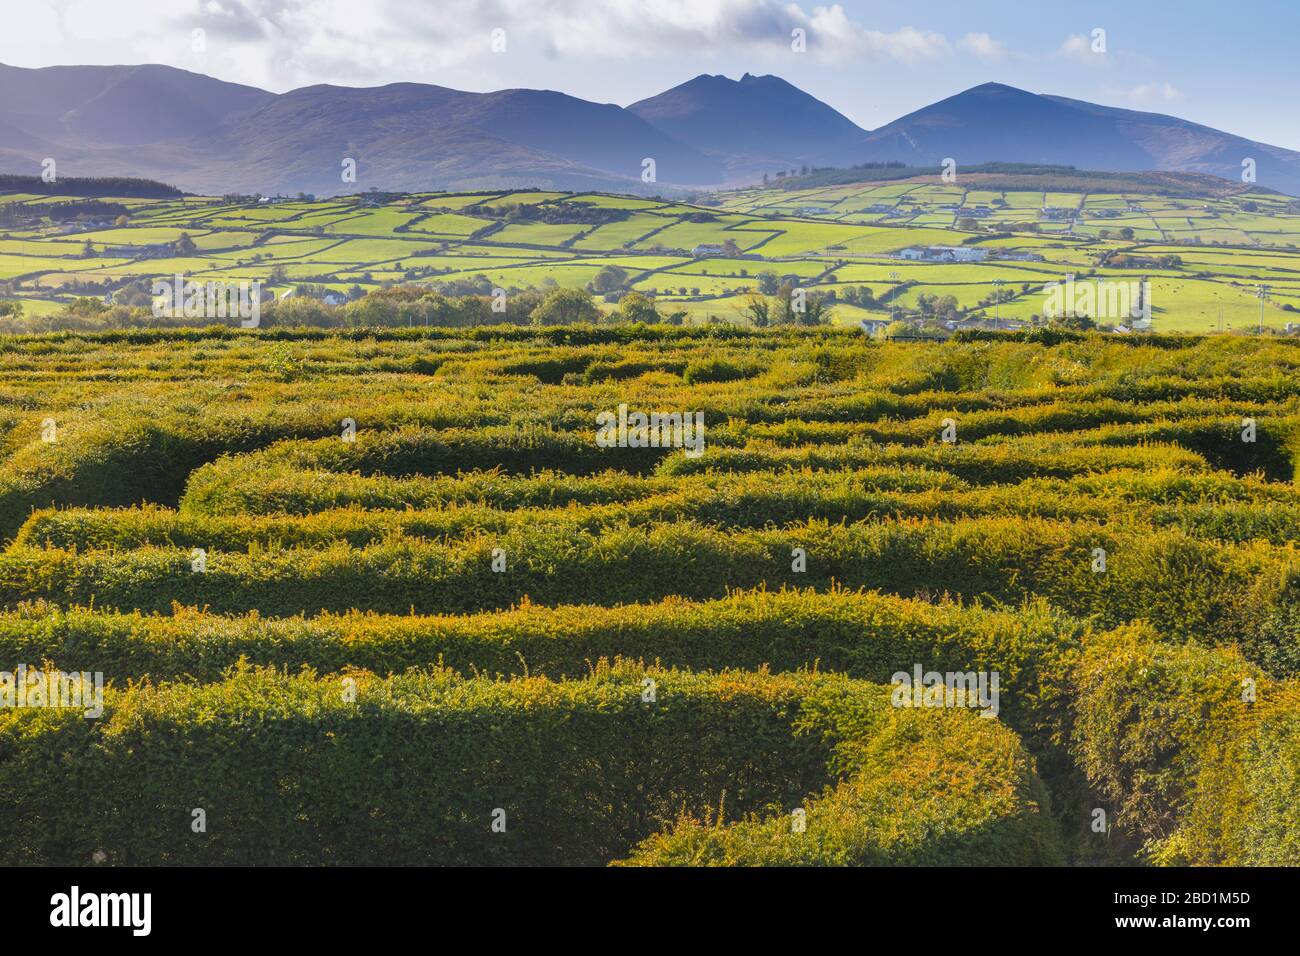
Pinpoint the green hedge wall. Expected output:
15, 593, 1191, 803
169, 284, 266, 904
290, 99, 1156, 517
2, 518, 1294, 672
621, 677, 1063, 866
0, 663, 1061, 866
0, 589, 1078, 749
1070, 625, 1300, 864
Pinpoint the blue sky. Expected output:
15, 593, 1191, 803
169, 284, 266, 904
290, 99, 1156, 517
6, 0, 1298, 149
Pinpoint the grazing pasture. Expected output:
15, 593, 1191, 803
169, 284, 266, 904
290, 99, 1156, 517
3, 172, 1299, 333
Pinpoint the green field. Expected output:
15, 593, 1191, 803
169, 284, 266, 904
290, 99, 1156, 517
4, 171, 1298, 334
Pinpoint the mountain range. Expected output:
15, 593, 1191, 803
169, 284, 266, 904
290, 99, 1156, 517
1, 62, 1297, 197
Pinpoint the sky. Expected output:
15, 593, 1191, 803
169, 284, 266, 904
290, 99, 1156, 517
4, 0, 1298, 149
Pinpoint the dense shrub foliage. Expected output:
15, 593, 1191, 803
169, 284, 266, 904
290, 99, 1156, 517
1072, 626, 1300, 864
0, 327, 1297, 865
0, 664, 1060, 865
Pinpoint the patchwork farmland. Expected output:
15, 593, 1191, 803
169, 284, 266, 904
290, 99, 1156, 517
3, 167, 1300, 334
0, 326, 1298, 865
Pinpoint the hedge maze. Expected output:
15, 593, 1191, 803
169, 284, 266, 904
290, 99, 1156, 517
0, 325, 1297, 865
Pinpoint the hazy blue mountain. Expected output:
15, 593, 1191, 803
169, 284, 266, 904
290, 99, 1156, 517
628, 72, 867, 177
195, 81, 722, 195
1, 65, 1297, 196
0, 63, 274, 145
0, 64, 717, 195
849, 82, 1300, 195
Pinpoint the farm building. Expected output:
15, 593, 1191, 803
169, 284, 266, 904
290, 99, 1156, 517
899, 246, 988, 262
927, 245, 987, 262
692, 243, 726, 256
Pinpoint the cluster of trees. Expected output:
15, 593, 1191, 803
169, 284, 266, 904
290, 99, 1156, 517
0, 282, 694, 333
742, 283, 832, 327
0, 296, 163, 334
1097, 251, 1182, 269
278, 284, 685, 328
588, 265, 708, 312
763, 166, 813, 183
0, 175, 182, 199
912, 292, 961, 321
767, 162, 915, 185
835, 285, 877, 307
873, 292, 970, 335
975, 284, 1031, 311
591, 265, 629, 294
472, 202, 627, 226
1047, 313, 1097, 331
0, 200, 130, 229
754, 270, 800, 295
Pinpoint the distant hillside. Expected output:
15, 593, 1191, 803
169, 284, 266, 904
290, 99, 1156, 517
196, 82, 723, 196
850, 83, 1300, 196
1, 65, 1298, 197
0, 64, 720, 196
771, 163, 1269, 198
0, 62, 274, 146
628, 72, 867, 179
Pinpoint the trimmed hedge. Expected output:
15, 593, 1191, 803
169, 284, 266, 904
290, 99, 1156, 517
6, 329, 1300, 866
0, 406, 500, 542
194, 425, 671, 478
658, 440, 1209, 483
1163, 683, 1300, 865
0, 663, 1061, 866
0, 589, 1079, 750
21, 467, 1300, 550
179, 464, 684, 517
2, 518, 1294, 673
174, 460, 1290, 525
1070, 626, 1300, 864
620, 678, 1063, 866
177, 463, 963, 519
727, 398, 1287, 449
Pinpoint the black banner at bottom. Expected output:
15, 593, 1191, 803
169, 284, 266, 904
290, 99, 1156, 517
5, 865, 1289, 940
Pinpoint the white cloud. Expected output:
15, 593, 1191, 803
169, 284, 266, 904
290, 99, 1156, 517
799, 10, 950, 62
856, 25, 951, 62
0, 0, 967, 92
1057, 33, 1106, 63
62, 0, 167, 42
959, 32, 1004, 59
469, 1, 954, 64
1124, 82, 1184, 105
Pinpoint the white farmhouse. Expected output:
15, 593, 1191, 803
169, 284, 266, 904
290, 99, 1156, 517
927, 245, 988, 262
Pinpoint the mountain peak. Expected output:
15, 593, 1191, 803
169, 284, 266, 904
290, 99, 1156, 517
847, 82, 1300, 193
1, 65, 1297, 196
964, 81, 1029, 94
628, 72, 866, 174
